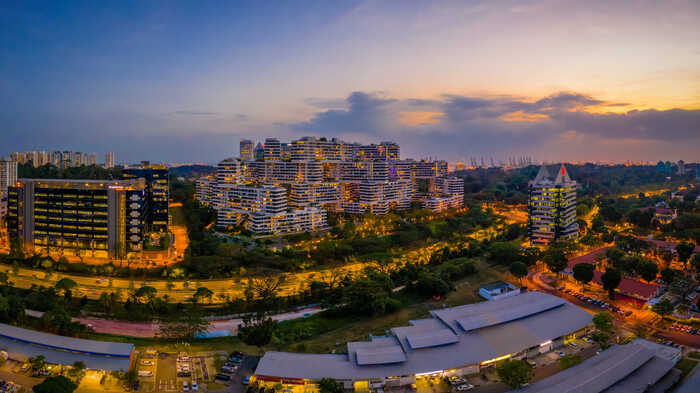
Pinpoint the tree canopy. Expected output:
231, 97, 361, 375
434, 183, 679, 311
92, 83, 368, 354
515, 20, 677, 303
497, 359, 534, 389
33, 375, 77, 393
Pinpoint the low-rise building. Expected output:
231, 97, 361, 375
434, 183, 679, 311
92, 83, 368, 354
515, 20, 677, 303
512, 339, 681, 393
254, 292, 592, 389
478, 281, 520, 300
0, 323, 134, 371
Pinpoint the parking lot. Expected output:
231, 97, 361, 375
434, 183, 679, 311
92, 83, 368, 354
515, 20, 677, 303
557, 287, 633, 318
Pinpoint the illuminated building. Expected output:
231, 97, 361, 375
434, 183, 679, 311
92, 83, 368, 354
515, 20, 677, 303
527, 164, 578, 244
264, 138, 281, 161
121, 162, 169, 233
0, 159, 18, 194
254, 291, 591, 387
195, 176, 215, 206
105, 152, 115, 168
239, 139, 254, 161
7, 178, 146, 258
290, 182, 341, 210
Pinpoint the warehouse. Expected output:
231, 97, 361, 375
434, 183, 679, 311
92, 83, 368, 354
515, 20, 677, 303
255, 291, 592, 390
511, 338, 682, 393
0, 323, 134, 371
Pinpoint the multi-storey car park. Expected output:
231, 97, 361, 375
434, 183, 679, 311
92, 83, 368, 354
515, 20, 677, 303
253, 291, 592, 390
527, 164, 578, 244
7, 178, 147, 258
196, 136, 466, 234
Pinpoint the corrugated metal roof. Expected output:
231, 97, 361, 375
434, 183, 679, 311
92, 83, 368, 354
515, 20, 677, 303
406, 329, 458, 349
513, 339, 681, 393
0, 323, 134, 358
255, 292, 593, 380
355, 346, 407, 365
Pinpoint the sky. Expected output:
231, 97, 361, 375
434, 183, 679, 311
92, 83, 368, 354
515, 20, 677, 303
1, 0, 699, 164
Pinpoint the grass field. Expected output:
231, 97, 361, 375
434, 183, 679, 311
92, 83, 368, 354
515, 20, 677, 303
675, 358, 698, 377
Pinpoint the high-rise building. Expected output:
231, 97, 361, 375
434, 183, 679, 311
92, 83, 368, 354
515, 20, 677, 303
89, 153, 98, 166
677, 160, 685, 175
7, 178, 147, 258
240, 139, 254, 161
254, 143, 265, 161
121, 162, 169, 233
0, 159, 18, 194
527, 164, 578, 245
105, 152, 115, 169
264, 138, 281, 161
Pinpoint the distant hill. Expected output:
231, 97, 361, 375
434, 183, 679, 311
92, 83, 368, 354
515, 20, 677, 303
169, 165, 216, 178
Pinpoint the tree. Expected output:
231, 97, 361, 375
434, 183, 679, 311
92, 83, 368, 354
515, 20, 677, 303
238, 313, 277, 354
487, 242, 521, 266
691, 253, 700, 272
591, 331, 610, 349
592, 312, 614, 333
193, 286, 214, 304
29, 355, 46, 374
601, 268, 622, 299
543, 247, 568, 275
33, 375, 77, 393
509, 262, 528, 284
496, 359, 533, 389
605, 248, 625, 265
412, 272, 451, 298
658, 249, 674, 269
54, 278, 77, 300
69, 361, 86, 378
676, 242, 696, 268
558, 354, 582, 369
637, 261, 658, 283
572, 263, 594, 291
660, 268, 677, 285
318, 378, 344, 393
651, 299, 674, 317
157, 311, 210, 340
134, 285, 158, 308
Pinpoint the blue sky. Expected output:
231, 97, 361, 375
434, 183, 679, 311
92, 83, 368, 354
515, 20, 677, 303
1, 0, 699, 164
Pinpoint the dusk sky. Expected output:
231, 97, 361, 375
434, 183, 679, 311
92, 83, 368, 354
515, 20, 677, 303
1, 0, 699, 164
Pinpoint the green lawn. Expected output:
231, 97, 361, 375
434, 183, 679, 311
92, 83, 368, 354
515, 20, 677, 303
687, 352, 700, 360
675, 358, 698, 377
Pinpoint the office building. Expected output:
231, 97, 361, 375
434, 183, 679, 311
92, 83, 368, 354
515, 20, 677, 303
255, 291, 591, 388
7, 178, 146, 258
195, 176, 215, 207
527, 164, 578, 244
121, 162, 169, 233
105, 152, 115, 169
240, 139, 254, 161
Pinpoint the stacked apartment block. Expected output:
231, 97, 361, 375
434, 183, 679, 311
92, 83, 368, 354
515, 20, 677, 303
196, 136, 464, 234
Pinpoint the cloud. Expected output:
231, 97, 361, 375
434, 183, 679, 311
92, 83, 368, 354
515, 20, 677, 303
173, 110, 220, 116
292, 91, 396, 135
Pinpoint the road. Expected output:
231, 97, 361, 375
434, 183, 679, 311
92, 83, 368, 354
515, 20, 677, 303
525, 252, 700, 349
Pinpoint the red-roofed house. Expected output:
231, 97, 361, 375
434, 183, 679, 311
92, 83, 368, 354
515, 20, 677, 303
565, 248, 662, 302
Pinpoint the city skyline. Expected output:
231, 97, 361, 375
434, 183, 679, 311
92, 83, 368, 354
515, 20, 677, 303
2, 1, 699, 163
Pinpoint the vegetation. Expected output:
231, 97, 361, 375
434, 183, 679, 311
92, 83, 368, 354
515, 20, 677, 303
558, 354, 582, 369
32, 376, 77, 393
651, 299, 674, 317
318, 378, 344, 393
496, 359, 534, 389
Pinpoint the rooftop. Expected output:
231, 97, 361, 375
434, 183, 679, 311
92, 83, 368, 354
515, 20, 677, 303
512, 339, 680, 393
255, 292, 592, 380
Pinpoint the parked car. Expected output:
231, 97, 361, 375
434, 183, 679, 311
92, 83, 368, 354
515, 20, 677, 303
183, 381, 190, 391
243, 375, 251, 385
215, 374, 231, 381
456, 384, 474, 391
192, 382, 199, 391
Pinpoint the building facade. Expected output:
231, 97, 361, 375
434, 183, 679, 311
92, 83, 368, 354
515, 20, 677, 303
121, 163, 169, 233
104, 152, 115, 169
240, 139, 254, 161
7, 178, 147, 258
527, 164, 578, 244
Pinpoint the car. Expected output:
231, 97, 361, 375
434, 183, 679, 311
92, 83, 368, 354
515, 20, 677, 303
141, 360, 154, 366
243, 375, 251, 385
183, 381, 190, 391
215, 374, 231, 381
584, 337, 593, 344
558, 351, 565, 357
528, 361, 536, 367
569, 342, 578, 348
231, 351, 245, 358
133, 381, 140, 391
456, 384, 474, 391
228, 356, 242, 363
192, 382, 199, 391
